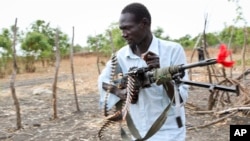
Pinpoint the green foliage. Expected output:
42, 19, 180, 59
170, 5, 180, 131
107, 23, 126, 51
152, 27, 170, 40
0, 28, 14, 77
57, 32, 70, 57
153, 27, 164, 39
87, 34, 106, 52
18, 20, 70, 72
219, 26, 250, 47
21, 31, 51, 53
0, 28, 12, 55
21, 20, 70, 58
236, 58, 250, 66
205, 33, 220, 46
174, 34, 195, 48
73, 44, 84, 53
86, 22, 126, 56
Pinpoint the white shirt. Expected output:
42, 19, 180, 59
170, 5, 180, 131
98, 35, 189, 141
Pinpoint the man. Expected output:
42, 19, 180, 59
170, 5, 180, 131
98, 2, 189, 141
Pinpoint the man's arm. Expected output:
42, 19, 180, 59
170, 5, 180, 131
98, 59, 122, 109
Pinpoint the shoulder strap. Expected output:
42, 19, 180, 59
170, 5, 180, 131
121, 82, 174, 141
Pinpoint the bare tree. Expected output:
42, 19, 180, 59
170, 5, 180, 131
10, 18, 22, 129
96, 44, 101, 75
227, 27, 235, 78
70, 26, 80, 112
108, 30, 115, 54
241, 26, 248, 79
189, 33, 202, 82
52, 29, 60, 119
228, 0, 248, 78
202, 14, 213, 84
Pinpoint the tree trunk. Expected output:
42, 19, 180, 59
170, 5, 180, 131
228, 27, 235, 78
70, 26, 80, 112
241, 26, 247, 80
189, 33, 202, 82
108, 30, 115, 54
96, 39, 101, 75
10, 18, 22, 129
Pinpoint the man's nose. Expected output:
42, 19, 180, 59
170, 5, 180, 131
122, 30, 128, 38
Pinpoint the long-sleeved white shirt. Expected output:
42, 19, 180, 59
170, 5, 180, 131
98, 35, 189, 141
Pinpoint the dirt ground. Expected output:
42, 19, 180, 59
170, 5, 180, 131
0, 50, 249, 141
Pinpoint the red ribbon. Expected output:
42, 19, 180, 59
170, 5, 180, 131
216, 44, 234, 67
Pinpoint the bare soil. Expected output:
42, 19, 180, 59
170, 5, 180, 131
0, 50, 249, 141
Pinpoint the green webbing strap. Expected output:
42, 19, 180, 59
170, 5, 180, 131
125, 112, 142, 140
121, 86, 174, 141
120, 126, 131, 141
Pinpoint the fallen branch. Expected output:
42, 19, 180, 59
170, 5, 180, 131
0, 135, 12, 140
187, 111, 237, 130
185, 102, 203, 111
192, 110, 214, 114
216, 107, 250, 115
235, 68, 250, 80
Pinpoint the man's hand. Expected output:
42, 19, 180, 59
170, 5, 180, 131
102, 82, 127, 100
141, 51, 160, 69
102, 82, 139, 104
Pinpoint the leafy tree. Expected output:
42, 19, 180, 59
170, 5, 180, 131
219, 26, 250, 48
152, 26, 170, 40
21, 31, 51, 72
86, 22, 126, 56
205, 33, 220, 47
21, 31, 51, 54
175, 34, 195, 48
0, 28, 12, 55
0, 28, 14, 76
153, 26, 164, 39
28, 20, 70, 56
21, 20, 70, 68
105, 23, 126, 53
86, 34, 103, 52
73, 44, 84, 53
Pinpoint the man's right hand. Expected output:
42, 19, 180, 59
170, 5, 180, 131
102, 82, 127, 100
102, 82, 139, 104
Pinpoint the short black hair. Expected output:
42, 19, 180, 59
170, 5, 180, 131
121, 2, 151, 25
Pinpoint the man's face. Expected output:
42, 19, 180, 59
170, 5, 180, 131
119, 13, 145, 47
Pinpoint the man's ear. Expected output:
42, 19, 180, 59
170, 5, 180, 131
141, 18, 149, 26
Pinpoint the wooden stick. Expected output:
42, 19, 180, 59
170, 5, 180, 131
70, 26, 80, 112
187, 111, 237, 130
10, 18, 22, 129
216, 107, 250, 115
52, 29, 60, 119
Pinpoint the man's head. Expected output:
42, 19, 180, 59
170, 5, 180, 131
119, 3, 151, 47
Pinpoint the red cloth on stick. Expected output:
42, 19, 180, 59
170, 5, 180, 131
216, 44, 234, 67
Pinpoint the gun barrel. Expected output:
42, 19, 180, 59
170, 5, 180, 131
180, 58, 217, 71
181, 80, 239, 95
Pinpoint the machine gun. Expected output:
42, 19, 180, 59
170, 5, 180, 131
104, 58, 239, 98
99, 44, 238, 141
104, 43, 238, 96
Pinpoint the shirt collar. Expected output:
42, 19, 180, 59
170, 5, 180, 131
147, 35, 159, 56
125, 35, 159, 58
